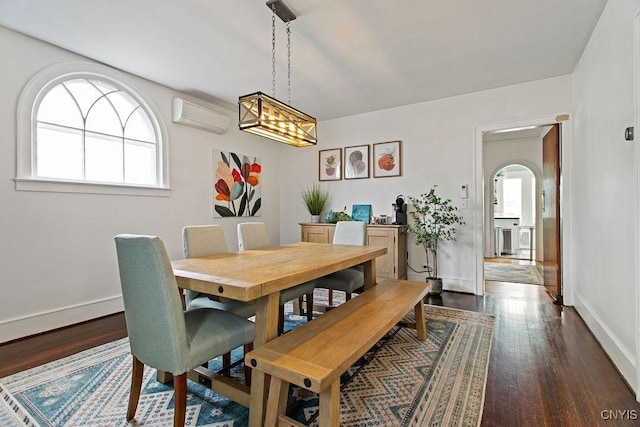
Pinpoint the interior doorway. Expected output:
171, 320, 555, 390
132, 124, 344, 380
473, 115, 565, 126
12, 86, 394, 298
480, 124, 552, 293
475, 115, 568, 299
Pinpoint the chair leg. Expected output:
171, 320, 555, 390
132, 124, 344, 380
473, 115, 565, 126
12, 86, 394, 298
222, 352, 231, 376
306, 292, 314, 321
243, 343, 253, 386
295, 296, 304, 315
278, 304, 285, 335
345, 292, 352, 301
127, 356, 144, 421
328, 289, 334, 306
173, 373, 187, 427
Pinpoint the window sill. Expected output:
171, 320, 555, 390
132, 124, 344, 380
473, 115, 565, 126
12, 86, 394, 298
14, 178, 171, 197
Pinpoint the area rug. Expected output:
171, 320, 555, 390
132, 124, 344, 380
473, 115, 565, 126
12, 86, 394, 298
484, 262, 543, 285
0, 306, 494, 427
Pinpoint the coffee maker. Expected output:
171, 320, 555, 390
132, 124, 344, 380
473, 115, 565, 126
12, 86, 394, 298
392, 195, 407, 225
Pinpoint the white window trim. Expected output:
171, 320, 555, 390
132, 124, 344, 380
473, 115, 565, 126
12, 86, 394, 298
16, 61, 170, 197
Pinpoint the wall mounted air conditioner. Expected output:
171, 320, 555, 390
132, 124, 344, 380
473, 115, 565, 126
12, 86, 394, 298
172, 97, 231, 134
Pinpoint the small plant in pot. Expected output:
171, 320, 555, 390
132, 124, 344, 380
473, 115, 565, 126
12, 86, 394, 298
301, 182, 329, 223
407, 186, 464, 295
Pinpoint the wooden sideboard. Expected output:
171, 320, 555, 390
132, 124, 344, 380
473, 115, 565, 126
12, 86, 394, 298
300, 223, 407, 279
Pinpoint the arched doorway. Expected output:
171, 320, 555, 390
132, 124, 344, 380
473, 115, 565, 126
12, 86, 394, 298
492, 164, 536, 260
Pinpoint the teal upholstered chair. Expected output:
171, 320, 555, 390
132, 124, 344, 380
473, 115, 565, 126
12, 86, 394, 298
314, 221, 367, 304
114, 234, 254, 427
237, 222, 314, 331
182, 225, 254, 383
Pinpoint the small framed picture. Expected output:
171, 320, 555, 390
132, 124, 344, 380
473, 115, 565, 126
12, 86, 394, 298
351, 204, 372, 223
344, 145, 370, 179
373, 140, 402, 178
319, 148, 342, 181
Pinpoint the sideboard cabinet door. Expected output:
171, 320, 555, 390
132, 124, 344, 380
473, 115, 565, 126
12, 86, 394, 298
299, 223, 406, 279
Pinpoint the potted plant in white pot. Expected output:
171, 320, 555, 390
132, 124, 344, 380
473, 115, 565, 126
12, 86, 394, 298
301, 182, 329, 223
407, 185, 464, 295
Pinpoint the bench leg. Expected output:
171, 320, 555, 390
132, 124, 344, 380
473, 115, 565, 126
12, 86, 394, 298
414, 301, 427, 341
319, 379, 340, 427
264, 376, 290, 426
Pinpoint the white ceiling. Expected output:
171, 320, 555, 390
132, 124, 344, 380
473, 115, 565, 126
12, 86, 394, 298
0, 0, 607, 121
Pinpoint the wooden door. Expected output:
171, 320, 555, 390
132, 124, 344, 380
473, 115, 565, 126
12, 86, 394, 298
542, 124, 562, 302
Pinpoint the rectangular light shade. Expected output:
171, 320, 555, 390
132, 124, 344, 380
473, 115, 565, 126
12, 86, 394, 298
239, 92, 317, 147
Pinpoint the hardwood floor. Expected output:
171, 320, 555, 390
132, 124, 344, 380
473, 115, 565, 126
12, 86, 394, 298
0, 313, 127, 378
1, 285, 639, 426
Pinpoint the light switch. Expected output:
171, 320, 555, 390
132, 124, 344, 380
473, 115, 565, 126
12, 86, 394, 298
460, 184, 468, 199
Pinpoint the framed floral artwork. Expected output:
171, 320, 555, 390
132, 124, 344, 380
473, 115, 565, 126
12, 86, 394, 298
344, 145, 370, 179
213, 150, 262, 217
319, 148, 342, 181
373, 140, 402, 178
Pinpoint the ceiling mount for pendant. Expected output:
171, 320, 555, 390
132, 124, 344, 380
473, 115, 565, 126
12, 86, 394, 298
238, 0, 317, 147
266, 0, 296, 23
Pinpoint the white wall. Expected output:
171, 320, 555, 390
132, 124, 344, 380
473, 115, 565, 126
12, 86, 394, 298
571, 0, 640, 393
483, 137, 543, 260
0, 27, 287, 342
279, 76, 572, 293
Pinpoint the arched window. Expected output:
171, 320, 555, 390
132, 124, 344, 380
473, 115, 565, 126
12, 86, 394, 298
17, 62, 168, 196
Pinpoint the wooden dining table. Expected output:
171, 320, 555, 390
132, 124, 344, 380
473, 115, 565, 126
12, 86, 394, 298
171, 241, 387, 426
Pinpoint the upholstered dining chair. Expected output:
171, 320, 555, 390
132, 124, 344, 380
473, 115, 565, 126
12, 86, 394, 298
114, 234, 254, 427
237, 222, 314, 332
183, 225, 255, 318
313, 221, 367, 305
183, 224, 255, 384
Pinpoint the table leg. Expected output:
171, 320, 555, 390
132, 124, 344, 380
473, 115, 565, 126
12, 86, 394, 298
264, 377, 289, 426
248, 292, 280, 427
414, 301, 427, 341
362, 259, 376, 291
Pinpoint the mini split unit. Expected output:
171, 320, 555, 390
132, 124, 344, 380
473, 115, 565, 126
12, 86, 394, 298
172, 97, 231, 134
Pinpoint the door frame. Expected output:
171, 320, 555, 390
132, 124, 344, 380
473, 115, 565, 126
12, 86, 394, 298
634, 10, 640, 402
473, 114, 573, 301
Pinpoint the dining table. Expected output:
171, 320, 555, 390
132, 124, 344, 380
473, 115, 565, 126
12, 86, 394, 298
170, 241, 387, 426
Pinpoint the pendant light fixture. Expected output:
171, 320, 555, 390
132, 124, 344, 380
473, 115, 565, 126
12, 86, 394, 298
238, 0, 317, 147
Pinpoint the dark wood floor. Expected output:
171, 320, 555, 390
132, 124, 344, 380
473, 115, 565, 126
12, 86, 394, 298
1, 281, 639, 426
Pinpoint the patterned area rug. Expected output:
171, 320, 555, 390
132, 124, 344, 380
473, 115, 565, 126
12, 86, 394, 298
484, 262, 543, 285
0, 305, 494, 427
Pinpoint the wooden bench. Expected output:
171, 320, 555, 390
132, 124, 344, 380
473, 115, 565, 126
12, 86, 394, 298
245, 278, 429, 427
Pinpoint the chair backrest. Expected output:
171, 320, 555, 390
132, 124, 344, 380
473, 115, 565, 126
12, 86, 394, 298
333, 221, 367, 246
183, 224, 229, 258
237, 222, 270, 251
114, 234, 188, 373
182, 225, 230, 306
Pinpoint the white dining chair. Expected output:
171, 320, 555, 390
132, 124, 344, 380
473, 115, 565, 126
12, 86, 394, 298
237, 222, 314, 332
313, 221, 367, 305
183, 225, 255, 318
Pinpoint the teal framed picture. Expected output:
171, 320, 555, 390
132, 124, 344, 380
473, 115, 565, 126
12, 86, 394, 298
351, 204, 372, 223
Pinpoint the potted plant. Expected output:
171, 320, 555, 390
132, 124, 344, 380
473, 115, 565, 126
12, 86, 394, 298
324, 206, 352, 223
301, 182, 329, 222
407, 186, 464, 295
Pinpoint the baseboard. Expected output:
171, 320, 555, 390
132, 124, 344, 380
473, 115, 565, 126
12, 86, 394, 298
573, 292, 637, 393
0, 296, 124, 343
406, 273, 476, 294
